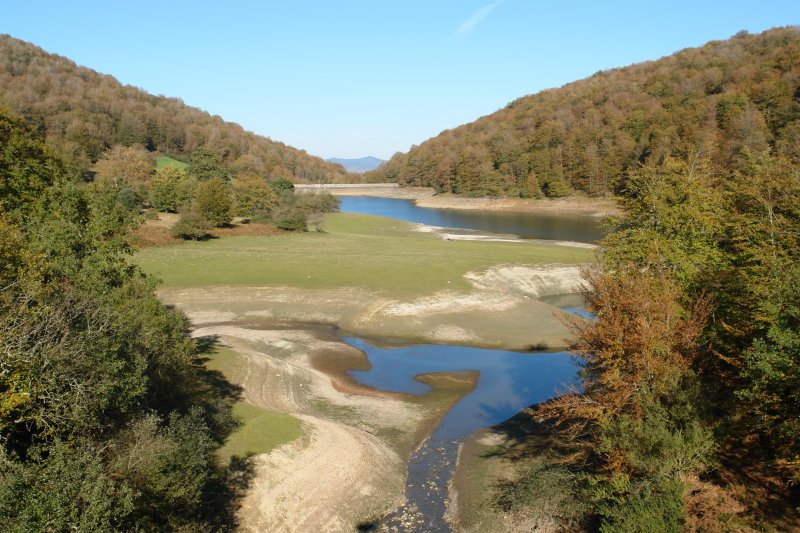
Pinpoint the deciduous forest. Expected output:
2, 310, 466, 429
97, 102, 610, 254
368, 28, 800, 199
0, 35, 351, 184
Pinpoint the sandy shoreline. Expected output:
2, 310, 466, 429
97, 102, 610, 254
414, 222, 598, 248
415, 194, 619, 217
319, 184, 619, 217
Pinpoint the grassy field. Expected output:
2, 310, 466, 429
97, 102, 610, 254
155, 155, 189, 171
203, 345, 302, 463
136, 213, 593, 296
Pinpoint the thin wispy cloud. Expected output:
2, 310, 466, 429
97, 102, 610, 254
454, 0, 505, 37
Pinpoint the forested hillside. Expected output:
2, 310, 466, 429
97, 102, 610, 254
515, 148, 800, 530
0, 35, 350, 182
368, 27, 800, 197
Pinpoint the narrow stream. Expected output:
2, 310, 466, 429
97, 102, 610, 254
344, 338, 582, 532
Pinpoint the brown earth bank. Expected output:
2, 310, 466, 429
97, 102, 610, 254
414, 194, 619, 217
448, 409, 573, 532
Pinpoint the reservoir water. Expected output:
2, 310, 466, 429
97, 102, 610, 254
345, 337, 581, 532
333, 195, 592, 530
338, 195, 604, 243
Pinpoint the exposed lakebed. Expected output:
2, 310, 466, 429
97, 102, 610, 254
344, 337, 582, 532
331, 195, 593, 530
338, 195, 605, 243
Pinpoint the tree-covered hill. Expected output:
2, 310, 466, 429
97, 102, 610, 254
0, 35, 350, 183
367, 27, 800, 197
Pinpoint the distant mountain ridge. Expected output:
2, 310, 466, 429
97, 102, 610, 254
327, 156, 384, 173
367, 27, 800, 197
0, 35, 349, 183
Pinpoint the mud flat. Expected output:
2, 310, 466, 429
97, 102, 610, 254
191, 323, 476, 532
159, 262, 586, 351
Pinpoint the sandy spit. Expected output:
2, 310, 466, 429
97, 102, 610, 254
414, 223, 599, 248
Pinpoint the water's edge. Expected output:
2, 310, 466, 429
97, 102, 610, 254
343, 337, 581, 532
338, 195, 604, 243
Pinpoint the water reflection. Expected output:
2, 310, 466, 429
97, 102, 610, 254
345, 337, 581, 532
338, 196, 604, 243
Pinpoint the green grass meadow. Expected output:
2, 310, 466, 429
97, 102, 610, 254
135, 213, 593, 297
203, 346, 302, 463
155, 155, 189, 171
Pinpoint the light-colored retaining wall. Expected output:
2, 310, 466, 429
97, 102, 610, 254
295, 183, 399, 189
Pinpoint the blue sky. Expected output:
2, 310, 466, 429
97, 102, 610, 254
3, 1, 798, 159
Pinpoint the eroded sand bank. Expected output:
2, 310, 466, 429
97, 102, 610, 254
193, 325, 472, 532
172, 264, 588, 531
163, 264, 587, 350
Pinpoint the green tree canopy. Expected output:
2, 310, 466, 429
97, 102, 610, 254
150, 166, 195, 212
193, 177, 232, 227
187, 147, 229, 182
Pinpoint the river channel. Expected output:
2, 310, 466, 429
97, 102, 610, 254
334, 195, 593, 531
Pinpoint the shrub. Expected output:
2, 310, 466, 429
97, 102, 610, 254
295, 192, 339, 214
272, 206, 307, 231
269, 177, 295, 194
541, 178, 570, 198
171, 209, 211, 240
232, 176, 278, 217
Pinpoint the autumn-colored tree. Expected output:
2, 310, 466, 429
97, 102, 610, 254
231, 175, 278, 217
0, 35, 349, 182
542, 268, 710, 445
538, 268, 714, 531
192, 178, 232, 227
92, 144, 153, 189
367, 28, 800, 198
149, 166, 195, 212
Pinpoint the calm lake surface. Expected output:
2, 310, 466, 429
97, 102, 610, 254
338, 195, 605, 243
345, 337, 581, 532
